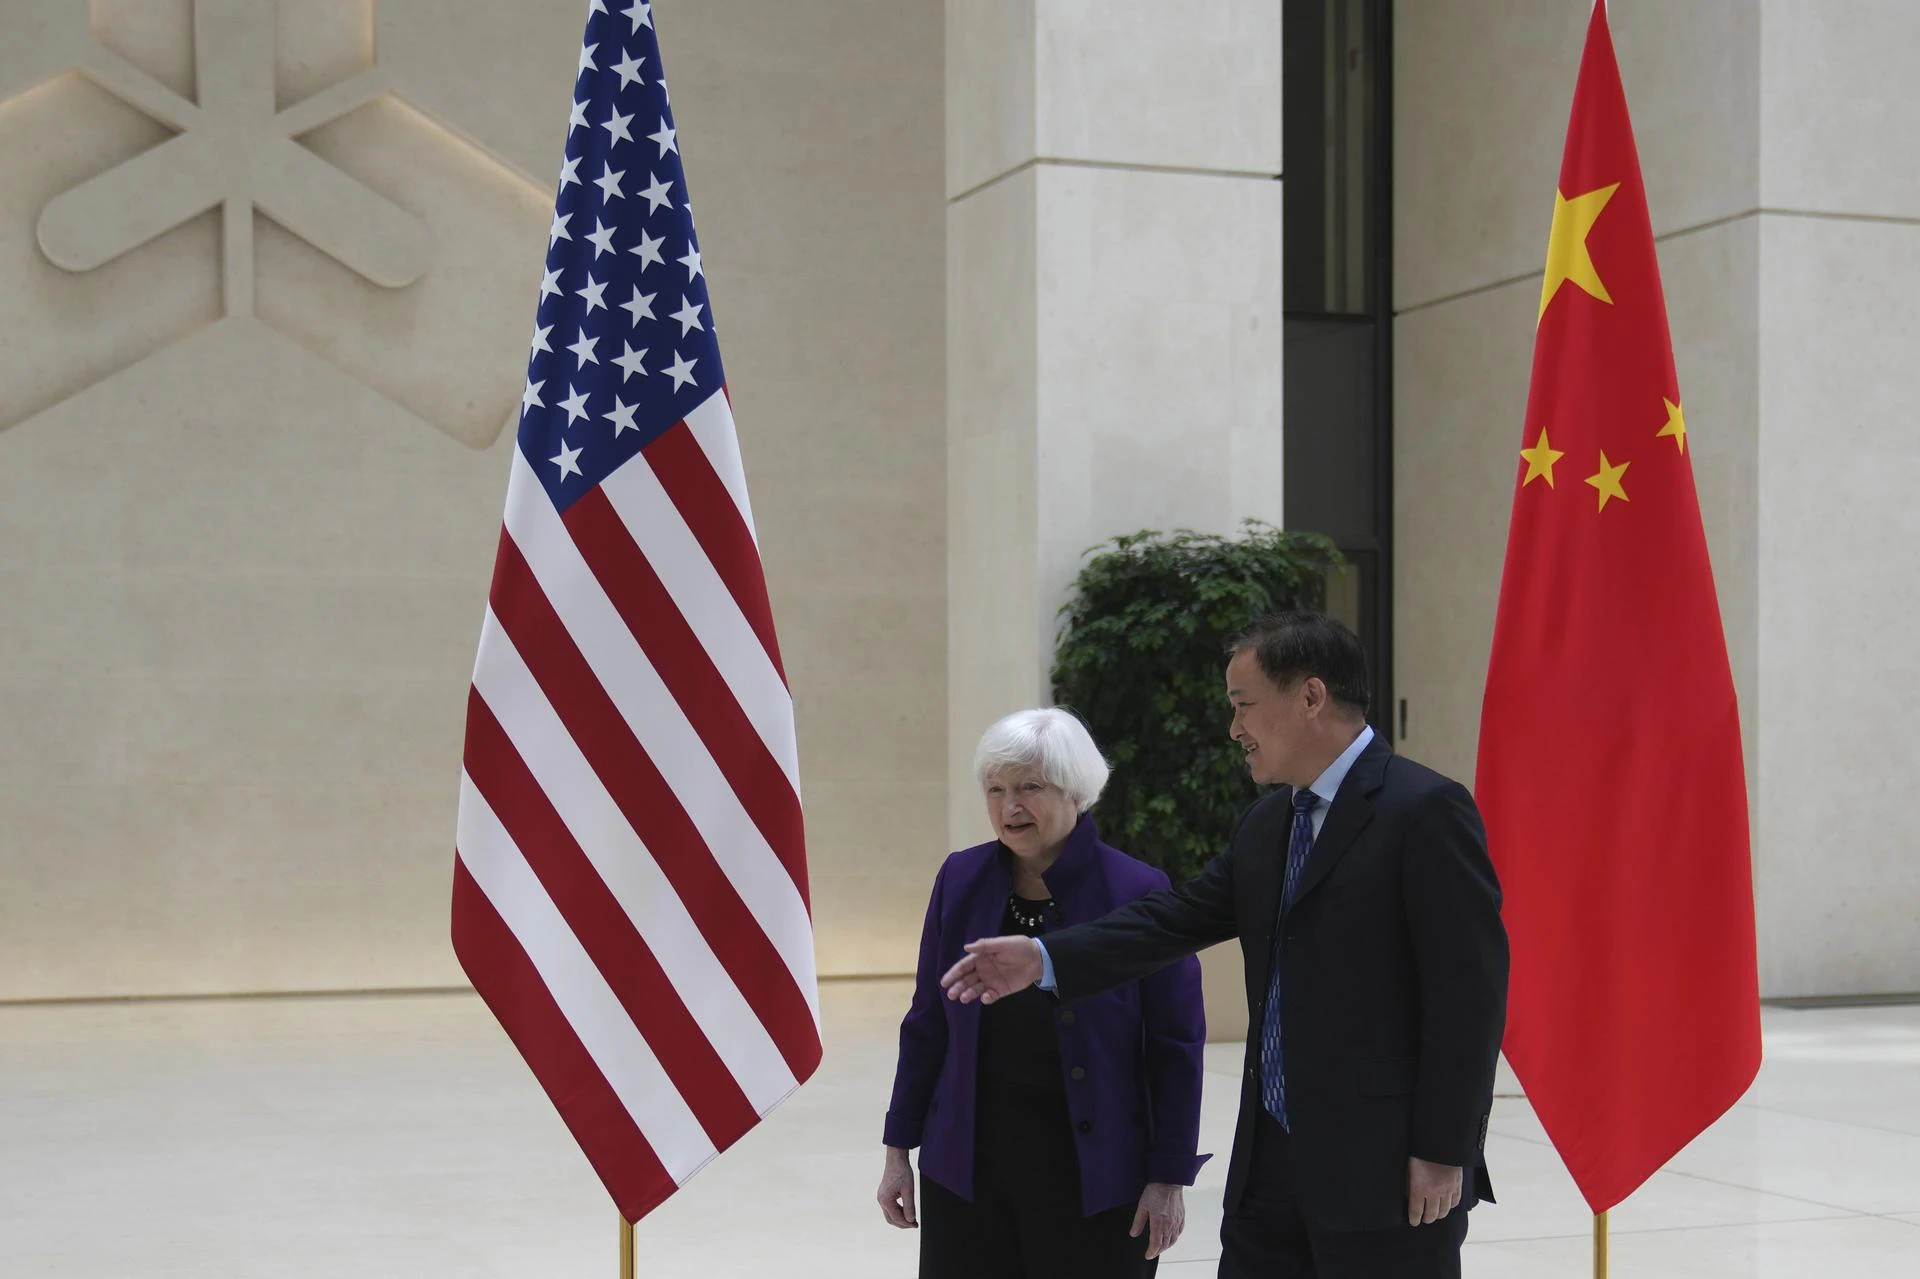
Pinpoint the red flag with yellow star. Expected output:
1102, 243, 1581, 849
1475, 1, 1761, 1214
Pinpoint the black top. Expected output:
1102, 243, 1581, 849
976, 896, 1062, 1092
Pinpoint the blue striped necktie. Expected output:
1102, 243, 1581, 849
1260, 788, 1321, 1128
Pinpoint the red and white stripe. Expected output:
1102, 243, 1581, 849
453, 389, 821, 1224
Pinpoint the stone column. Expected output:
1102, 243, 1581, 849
944, 0, 1287, 857
1747, 0, 1920, 997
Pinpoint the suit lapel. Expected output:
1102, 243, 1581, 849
965, 848, 1013, 946
1245, 799, 1288, 1023
1284, 734, 1389, 919
1252, 802, 1287, 948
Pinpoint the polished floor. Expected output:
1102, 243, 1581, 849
2, 981, 1917, 1277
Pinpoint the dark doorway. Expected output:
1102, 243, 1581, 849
1283, 0, 1395, 738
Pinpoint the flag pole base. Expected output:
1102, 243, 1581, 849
620, 1214, 634, 1279
1594, 1211, 1608, 1278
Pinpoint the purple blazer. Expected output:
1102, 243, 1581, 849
883, 815, 1209, 1216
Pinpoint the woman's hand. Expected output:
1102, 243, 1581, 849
1129, 1182, 1185, 1259
877, 1146, 918, 1229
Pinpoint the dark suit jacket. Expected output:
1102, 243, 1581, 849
1044, 734, 1509, 1232
884, 815, 1209, 1216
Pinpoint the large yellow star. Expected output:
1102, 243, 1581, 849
1657, 397, 1687, 453
1585, 451, 1631, 511
1538, 183, 1620, 324
1520, 427, 1566, 487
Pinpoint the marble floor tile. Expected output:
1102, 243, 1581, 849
1468, 1129, 1854, 1243
2, 988, 1917, 1276
1658, 1103, 1920, 1216
1739, 1005, 1920, 1134
1468, 1214, 1920, 1279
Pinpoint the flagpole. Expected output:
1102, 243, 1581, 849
1593, 1211, 1608, 1278
620, 1215, 635, 1279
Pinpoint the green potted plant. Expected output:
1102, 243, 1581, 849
1051, 522, 1344, 884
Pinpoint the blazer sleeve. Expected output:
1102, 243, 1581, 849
1402, 779, 1510, 1167
1136, 876, 1211, 1186
1045, 813, 1248, 1004
882, 863, 951, 1149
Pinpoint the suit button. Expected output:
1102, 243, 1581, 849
1077, 1120, 1092, 1134
1060, 1011, 1077, 1026
1070, 1066, 1086, 1081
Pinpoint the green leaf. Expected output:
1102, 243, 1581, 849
1050, 525, 1343, 882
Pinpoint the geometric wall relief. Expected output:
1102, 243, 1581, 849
0, 0, 561, 447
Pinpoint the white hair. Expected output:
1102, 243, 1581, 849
972, 708, 1111, 813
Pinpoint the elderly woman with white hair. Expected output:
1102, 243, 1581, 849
878, 708, 1208, 1277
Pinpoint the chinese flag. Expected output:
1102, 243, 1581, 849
1475, 2, 1761, 1214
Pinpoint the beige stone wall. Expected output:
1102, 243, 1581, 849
0, 0, 944, 998
945, 0, 1285, 1041
1395, 0, 1920, 997
945, 0, 1286, 857
1749, 0, 1920, 998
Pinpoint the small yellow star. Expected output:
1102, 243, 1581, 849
1520, 427, 1566, 487
1657, 398, 1687, 454
1585, 452, 1631, 511
1538, 183, 1620, 324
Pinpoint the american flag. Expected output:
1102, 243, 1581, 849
452, 0, 821, 1224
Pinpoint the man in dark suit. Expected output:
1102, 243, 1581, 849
942, 612, 1508, 1278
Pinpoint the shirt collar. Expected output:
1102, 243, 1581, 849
997, 812, 1101, 893
1306, 723, 1375, 808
